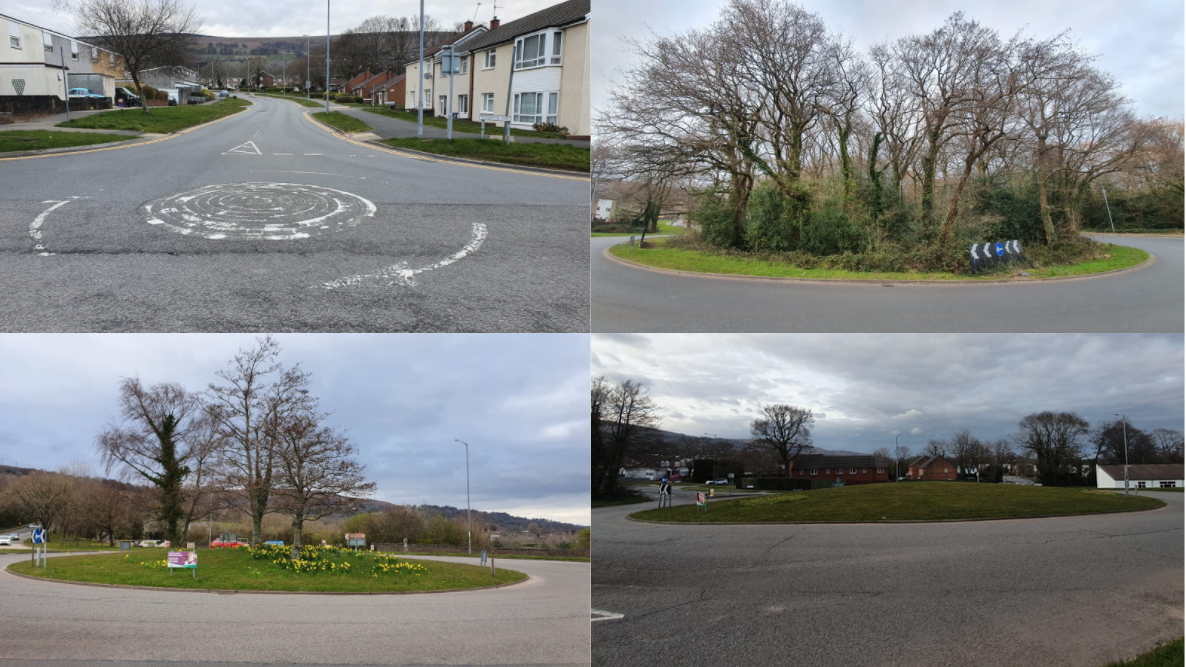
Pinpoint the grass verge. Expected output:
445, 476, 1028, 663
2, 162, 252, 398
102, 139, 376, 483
257, 92, 324, 108
1105, 639, 1184, 667
311, 111, 374, 132
359, 107, 568, 139
401, 551, 589, 562
57, 98, 250, 133
592, 223, 689, 237
609, 238, 1149, 281
629, 482, 1165, 523
381, 137, 589, 172
593, 489, 651, 508
0, 130, 134, 153
7, 545, 525, 592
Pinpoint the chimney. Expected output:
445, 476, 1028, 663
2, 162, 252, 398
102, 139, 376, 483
464, 20, 473, 32
490, 17, 500, 29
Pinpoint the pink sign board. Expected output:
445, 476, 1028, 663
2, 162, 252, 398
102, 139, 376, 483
167, 551, 197, 568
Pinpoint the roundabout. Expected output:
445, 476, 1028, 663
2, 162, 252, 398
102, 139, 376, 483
0, 549, 590, 666
593, 487, 1183, 667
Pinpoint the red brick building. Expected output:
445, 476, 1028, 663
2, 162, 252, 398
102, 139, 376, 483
907, 455, 958, 481
787, 454, 891, 485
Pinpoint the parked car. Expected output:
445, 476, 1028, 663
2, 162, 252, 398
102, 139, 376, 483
705, 479, 730, 485
209, 538, 248, 548
114, 87, 140, 106
67, 87, 106, 99
0, 536, 12, 546
136, 539, 170, 548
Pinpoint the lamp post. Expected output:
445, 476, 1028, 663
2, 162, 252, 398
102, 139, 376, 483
1114, 414, 1130, 497
454, 439, 472, 555
895, 434, 900, 482
325, 0, 331, 113
417, 0, 425, 137
305, 34, 310, 101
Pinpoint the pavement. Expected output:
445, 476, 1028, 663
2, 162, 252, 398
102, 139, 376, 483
591, 234, 1184, 332
0, 95, 589, 332
592, 486, 1183, 667
0, 551, 590, 666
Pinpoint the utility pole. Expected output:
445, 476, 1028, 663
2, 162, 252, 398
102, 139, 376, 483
60, 47, 71, 121
454, 440, 473, 555
445, 44, 454, 141
502, 44, 516, 145
895, 434, 900, 481
1115, 413, 1130, 497
1102, 187, 1116, 233
305, 34, 310, 101
325, 0, 331, 113
417, 0, 425, 137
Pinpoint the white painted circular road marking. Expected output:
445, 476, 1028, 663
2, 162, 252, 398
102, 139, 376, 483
143, 182, 376, 240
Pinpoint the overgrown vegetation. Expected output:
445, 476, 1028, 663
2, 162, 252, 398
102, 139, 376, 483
58, 98, 250, 133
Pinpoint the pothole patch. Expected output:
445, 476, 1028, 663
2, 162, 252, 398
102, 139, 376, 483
143, 182, 376, 240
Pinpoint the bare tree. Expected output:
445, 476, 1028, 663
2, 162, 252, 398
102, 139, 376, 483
70, 0, 203, 114
750, 404, 814, 472
273, 407, 373, 560
180, 414, 223, 544
0, 472, 75, 535
893, 443, 911, 480
95, 378, 198, 544
949, 429, 984, 480
1152, 429, 1184, 464
1016, 411, 1089, 486
591, 377, 661, 498
85, 482, 134, 546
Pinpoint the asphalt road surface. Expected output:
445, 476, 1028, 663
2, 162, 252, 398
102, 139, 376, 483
0, 96, 589, 332
592, 488, 1183, 667
0, 552, 589, 667
591, 234, 1184, 332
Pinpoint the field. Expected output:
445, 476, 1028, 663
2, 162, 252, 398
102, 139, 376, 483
630, 482, 1166, 523
57, 98, 251, 133
0, 130, 133, 153
8, 544, 526, 592
381, 137, 590, 172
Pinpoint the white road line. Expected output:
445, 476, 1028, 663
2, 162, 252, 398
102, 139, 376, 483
225, 140, 261, 155
274, 152, 293, 155
29, 199, 71, 255
304, 153, 323, 156
323, 222, 487, 289
591, 610, 625, 623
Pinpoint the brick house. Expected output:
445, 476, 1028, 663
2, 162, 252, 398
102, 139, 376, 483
907, 455, 958, 481
371, 74, 405, 106
787, 454, 891, 485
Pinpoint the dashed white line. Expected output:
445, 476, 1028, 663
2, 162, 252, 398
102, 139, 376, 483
304, 153, 324, 156
591, 610, 625, 623
274, 152, 293, 155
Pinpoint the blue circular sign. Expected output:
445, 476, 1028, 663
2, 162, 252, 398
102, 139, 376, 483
995, 242, 1004, 257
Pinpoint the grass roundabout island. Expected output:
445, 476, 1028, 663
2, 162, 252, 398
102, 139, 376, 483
608, 237, 1149, 282
629, 482, 1166, 523
7, 543, 526, 593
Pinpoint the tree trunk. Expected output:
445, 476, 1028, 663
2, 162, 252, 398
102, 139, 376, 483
940, 155, 978, 244
290, 515, 304, 561
251, 508, 263, 547
130, 71, 150, 114
920, 131, 941, 221
1036, 137, 1056, 244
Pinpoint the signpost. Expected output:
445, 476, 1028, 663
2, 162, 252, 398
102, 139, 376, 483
970, 240, 1024, 272
167, 551, 197, 579
479, 114, 511, 139
31, 527, 46, 568
488, 534, 499, 577
345, 533, 366, 551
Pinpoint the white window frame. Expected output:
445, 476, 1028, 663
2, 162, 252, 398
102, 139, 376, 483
481, 92, 494, 113
458, 94, 468, 114
514, 31, 550, 70
877, 468, 884, 474
850, 468, 857, 474
91, 46, 98, 63
810, 469, 817, 476
483, 49, 496, 69
43, 31, 53, 52
1137, 481, 1147, 489
1160, 481, 1174, 488
110, 51, 114, 66
8, 22, 20, 50
460, 56, 468, 74
547, 91, 558, 124
438, 94, 447, 115
70, 40, 78, 60
551, 31, 563, 65
513, 91, 545, 124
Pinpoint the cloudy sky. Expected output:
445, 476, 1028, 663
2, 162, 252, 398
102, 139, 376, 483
593, 0, 1184, 119
1, 0, 559, 38
592, 334, 1184, 454
0, 334, 590, 526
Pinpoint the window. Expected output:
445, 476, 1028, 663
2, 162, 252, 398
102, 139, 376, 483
8, 22, 19, 49
514, 32, 548, 69
481, 93, 494, 113
483, 49, 496, 69
91, 46, 98, 62
810, 469, 817, 476
70, 40, 77, 60
461, 56, 468, 74
944, 468, 949, 473
547, 92, 558, 124
1137, 481, 1147, 489
513, 92, 545, 124
110, 52, 114, 66
43, 31, 52, 52
551, 31, 563, 64
825, 469, 831, 474
851, 468, 857, 474
439, 95, 447, 115
458, 94, 468, 114
877, 468, 884, 474
837, 469, 843, 475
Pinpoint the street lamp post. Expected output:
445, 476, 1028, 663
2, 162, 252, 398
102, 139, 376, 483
305, 34, 310, 101
417, 0, 425, 138
1114, 414, 1130, 497
895, 434, 900, 482
454, 439, 472, 555
325, 0, 331, 113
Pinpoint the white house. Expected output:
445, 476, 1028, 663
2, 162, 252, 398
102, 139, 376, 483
2, 12, 123, 114
594, 198, 614, 222
1096, 463, 1184, 490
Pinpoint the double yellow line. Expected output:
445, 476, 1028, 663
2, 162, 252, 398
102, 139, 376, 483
302, 110, 589, 182
0, 104, 249, 162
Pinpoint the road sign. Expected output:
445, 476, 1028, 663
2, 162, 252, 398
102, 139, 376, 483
970, 239, 1023, 272
345, 533, 366, 547
31, 529, 44, 544
480, 114, 511, 122
265, 540, 284, 546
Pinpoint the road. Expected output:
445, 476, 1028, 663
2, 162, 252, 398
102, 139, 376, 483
0, 552, 589, 667
591, 234, 1183, 332
592, 488, 1183, 667
0, 96, 589, 332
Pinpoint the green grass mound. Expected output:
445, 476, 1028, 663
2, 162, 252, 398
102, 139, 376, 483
7, 543, 525, 592
1106, 638, 1184, 667
610, 238, 1148, 281
381, 137, 589, 172
57, 98, 251, 133
311, 111, 373, 132
359, 107, 568, 139
630, 482, 1165, 523
0, 130, 134, 153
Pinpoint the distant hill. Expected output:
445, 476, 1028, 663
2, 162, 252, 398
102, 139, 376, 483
619, 426, 865, 465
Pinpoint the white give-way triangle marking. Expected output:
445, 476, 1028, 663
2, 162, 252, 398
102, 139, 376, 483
225, 140, 261, 155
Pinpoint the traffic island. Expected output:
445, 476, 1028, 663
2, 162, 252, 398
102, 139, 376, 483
629, 482, 1166, 523
379, 137, 590, 173
56, 98, 251, 133
6, 544, 527, 593
607, 237, 1150, 282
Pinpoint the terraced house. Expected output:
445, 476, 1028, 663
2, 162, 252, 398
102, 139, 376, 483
2, 12, 124, 115
404, 0, 590, 137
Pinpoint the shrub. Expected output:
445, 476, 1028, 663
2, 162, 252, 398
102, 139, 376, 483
801, 203, 868, 256
693, 189, 743, 249
745, 181, 810, 252
134, 84, 168, 101
531, 121, 569, 134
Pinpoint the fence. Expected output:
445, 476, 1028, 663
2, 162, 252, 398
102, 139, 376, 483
373, 543, 589, 558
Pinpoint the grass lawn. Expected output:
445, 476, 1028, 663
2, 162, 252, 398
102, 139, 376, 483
402, 551, 589, 562
381, 137, 589, 172
7, 544, 525, 592
0, 129, 134, 153
359, 107, 568, 139
592, 222, 689, 237
257, 92, 324, 108
312, 111, 374, 132
609, 238, 1149, 281
629, 482, 1165, 523
1105, 639, 1184, 667
57, 98, 251, 133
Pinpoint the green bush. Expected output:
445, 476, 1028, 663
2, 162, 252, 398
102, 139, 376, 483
801, 202, 867, 255
694, 189, 743, 248
745, 182, 804, 252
